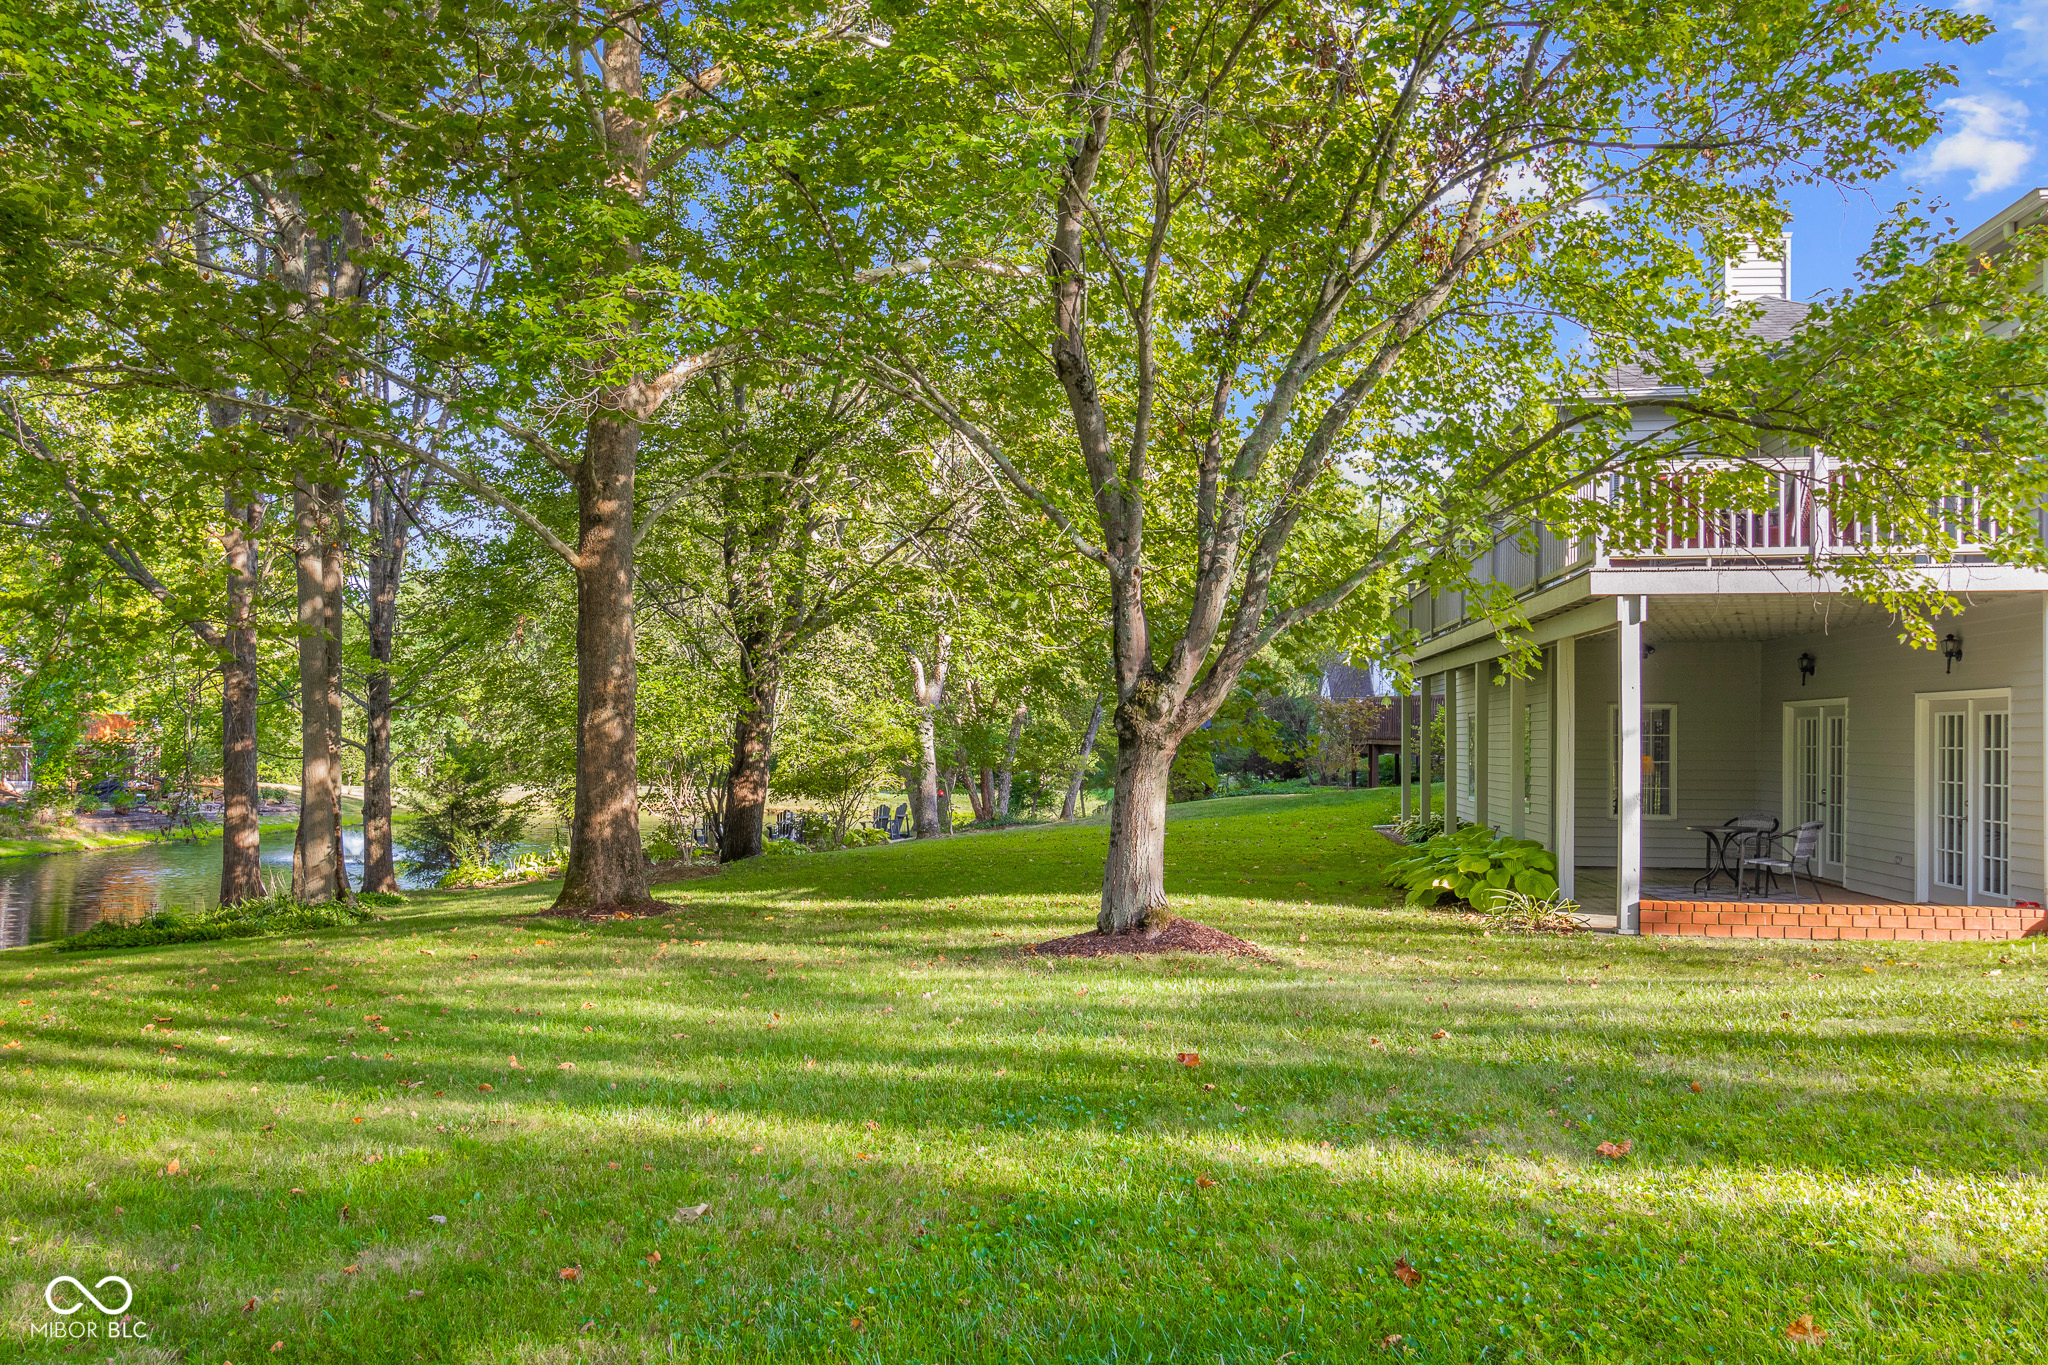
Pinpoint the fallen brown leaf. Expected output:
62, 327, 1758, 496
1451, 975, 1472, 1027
243, 1297, 257, 1312
1430, 1029, 1448, 1040
1594, 1139, 1634, 1158
342, 1264, 359, 1275
1689, 1081, 1704, 1093
1784, 1315, 1827, 1345
1195, 1175, 1217, 1189
558, 1266, 581, 1282
1392, 1257, 1422, 1287
1177, 1052, 1200, 1067
673, 1203, 712, 1223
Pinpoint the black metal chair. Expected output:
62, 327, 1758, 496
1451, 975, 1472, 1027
1692, 813, 1778, 892
1742, 820, 1824, 899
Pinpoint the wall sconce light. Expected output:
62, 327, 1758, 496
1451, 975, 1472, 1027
1942, 634, 1964, 674
1643, 642, 1656, 658
1798, 652, 1816, 686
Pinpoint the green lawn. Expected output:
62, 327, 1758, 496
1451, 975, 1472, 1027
2, 786, 2043, 1363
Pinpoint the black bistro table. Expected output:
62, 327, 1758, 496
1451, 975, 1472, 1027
1689, 818, 1778, 894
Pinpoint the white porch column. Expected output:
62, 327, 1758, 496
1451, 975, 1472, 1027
1473, 662, 1491, 830
1399, 689, 1412, 821
1420, 676, 1435, 825
1617, 598, 1646, 933
1553, 638, 1577, 900
1444, 666, 1461, 830
1508, 669, 1528, 839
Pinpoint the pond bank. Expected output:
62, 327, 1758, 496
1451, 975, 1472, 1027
0, 817, 302, 861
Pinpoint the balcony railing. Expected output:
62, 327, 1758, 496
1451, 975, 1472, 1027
1404, 456, 2015, 642
1614, 461, 2002, 558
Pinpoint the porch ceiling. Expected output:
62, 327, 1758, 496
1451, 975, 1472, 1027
1641, 594, 1898, 643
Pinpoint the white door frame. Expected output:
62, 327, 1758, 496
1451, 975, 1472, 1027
1780, 697, 1849, 884
1913, 688, 2014, 905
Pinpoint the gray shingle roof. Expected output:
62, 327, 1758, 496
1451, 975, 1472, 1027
1596, 295, 1812, 397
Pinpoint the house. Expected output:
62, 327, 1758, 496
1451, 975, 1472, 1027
1317, 660, 1411, 787
1395, 190, 2048, 942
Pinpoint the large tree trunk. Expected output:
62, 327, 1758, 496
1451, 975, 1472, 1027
290, 480, 338, 903
321, 493, 353, 901
1060, 697, 1104, 821
718, 645, 778, 862
360, 475, 404, 894
907, 635, 949, 838
1099, 725, 1175, 933
996, 702, 1026, 816
219, 488, 265, 904
553, 415, 651, 910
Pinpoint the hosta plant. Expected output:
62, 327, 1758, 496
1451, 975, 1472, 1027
1387, 826, 1559, 911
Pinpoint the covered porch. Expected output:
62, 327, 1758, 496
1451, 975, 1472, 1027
1397, 589, 2048, 940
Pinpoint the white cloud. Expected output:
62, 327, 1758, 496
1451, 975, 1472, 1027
1923, 93, 2034, 197
1992, 0, 2048, 77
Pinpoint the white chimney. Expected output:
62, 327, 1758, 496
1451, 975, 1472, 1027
1724, 235, 1791, 302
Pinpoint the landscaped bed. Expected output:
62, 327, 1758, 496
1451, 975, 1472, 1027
2, 786, 2042, 1362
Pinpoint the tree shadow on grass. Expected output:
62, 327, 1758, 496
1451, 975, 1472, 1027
11, 1027, 2045, 1365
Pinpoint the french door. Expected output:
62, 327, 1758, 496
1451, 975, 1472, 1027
1924, 695, 2011, 904
1786, 702, 1847, 883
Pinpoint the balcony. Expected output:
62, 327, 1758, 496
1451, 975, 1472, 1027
1405, 457, 2015, 643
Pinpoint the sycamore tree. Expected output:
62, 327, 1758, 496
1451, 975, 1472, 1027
741, 0, 2048, 931
635, 365, 958, 861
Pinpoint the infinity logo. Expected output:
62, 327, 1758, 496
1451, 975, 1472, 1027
45, 1276, 133, 1316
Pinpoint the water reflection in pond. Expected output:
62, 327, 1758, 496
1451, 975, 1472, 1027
0, 828, 511, 948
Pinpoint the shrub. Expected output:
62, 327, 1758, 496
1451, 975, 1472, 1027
438, 839, 558, 888
58, 893, 380, 952
839, 826, 888, 848
760, 838, 809, 856
404, 736, 530, 875
1480, 888, 1585, 934
1386, 825, 1558, 911
1390, 810, 1444, 844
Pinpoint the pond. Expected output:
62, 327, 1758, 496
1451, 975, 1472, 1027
0, 828, 530, 949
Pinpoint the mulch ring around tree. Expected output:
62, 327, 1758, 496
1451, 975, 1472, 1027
1025, 917, 1265, 959
521, 899, 684, 923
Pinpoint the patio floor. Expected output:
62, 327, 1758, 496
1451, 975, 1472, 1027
1570, 868, 2044, 941
1571, 867, 1908, 918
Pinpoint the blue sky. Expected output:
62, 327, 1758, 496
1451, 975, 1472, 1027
1784, 0, 2045, 297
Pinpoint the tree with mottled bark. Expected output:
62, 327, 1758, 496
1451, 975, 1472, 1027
639, 369, 950, 861
1060, 696, 1104, 821
765, 0, 2044, 932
